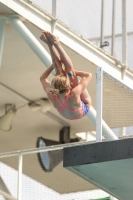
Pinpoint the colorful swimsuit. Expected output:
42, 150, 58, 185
55, 95, 89, 120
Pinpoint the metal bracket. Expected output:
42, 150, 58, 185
25, 0, 32, 3
100, 41, 109, 48
5, 104, 16, 113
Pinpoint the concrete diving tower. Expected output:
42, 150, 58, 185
63, 138, 133, 200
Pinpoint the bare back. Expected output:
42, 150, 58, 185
47, 90, 88, 120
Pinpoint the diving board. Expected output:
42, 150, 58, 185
63, 138, 133, 200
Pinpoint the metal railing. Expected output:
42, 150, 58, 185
0, 140, 118, 200
0, 141, 103, 200
0, 141, 91, 200
28, 0, 133, 72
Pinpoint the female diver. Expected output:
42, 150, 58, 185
40, 31, 92, 120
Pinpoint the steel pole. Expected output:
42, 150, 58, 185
17, 154, 23, 200
0, 17, 6, 69
7, 16, 51, 68
51, 0, 57, 33
111, 0, 116, 56
100, 0, 105, 48
122, 0, 127, 79
52, 0, 57, 17
96, 67, 103, 142
121, 0, 127, 135
87, 107, 118, 141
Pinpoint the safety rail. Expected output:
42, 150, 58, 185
0, 141, 114, 200
25, 0, 133, 75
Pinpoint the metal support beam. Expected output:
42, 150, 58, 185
17, 154, 23, 200
96, 68, 103, 142
87, 107, 118, 141
7, 16, 51, 68
0, 17, 6, 69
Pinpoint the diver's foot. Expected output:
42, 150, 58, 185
40, 31, 51, 45
45, 31, 60, 45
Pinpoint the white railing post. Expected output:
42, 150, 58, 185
51, 0, 57, 33
111, 0, 116, 56
52, 0, 57, 17
100, 0, 105, 48
100, 0, 109, 49
0, 17, 6, 69
121, 0, 127, 135
17, 154, 23, 200
122, 0, 127, 80
119, 127, 126, 137
87, 106, 118, 140
96, 67, 103, 142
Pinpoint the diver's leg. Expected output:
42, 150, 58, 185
45, 31, 79, 86
40, 32, 63, 75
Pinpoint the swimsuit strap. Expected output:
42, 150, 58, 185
56, 95, 69, 113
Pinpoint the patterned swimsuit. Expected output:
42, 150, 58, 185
55, 94, 89, 120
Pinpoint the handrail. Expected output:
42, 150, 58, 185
0, 141, 94, 158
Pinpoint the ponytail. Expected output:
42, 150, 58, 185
49, 88, 59, 96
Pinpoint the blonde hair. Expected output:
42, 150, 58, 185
50, 74, 70, 96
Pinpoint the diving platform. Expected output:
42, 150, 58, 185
63, 138, 133, 200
